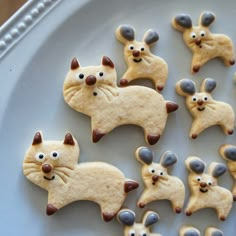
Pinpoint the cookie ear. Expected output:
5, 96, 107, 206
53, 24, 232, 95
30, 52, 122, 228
116, 24, 135, 44
63, 133, 75, 146
102, 56, 114, 68
135, 147, 154, 165
32, 131, 43, 145
71, 57, 80, 70
117, 209, 135, 226
143, 29, 159, 46
219, 144, 236, 161
200, 78, 216, 93
185, 157, 205, 174
142, 211, 159, 227
205, 227, 223, 236
199, 11, 215, 27
176, 79, 196, 97
160, 151, 177, 168
172, 14, 192, 32
208, 162, 227, 178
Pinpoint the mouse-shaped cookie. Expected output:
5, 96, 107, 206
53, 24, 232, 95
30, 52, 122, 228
179, 226, 223, 236
185, 156, 233, 221
23, 132, 139, 222
117, 209, 161, 236
63, 56, 178, 145
116, 24, 168, 91
219, 144, 236, 200
176, 78, 235, 139
135, 147, 185, 213
172, 11, 235, 73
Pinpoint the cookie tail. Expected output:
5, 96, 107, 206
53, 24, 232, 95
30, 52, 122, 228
124, 180, 139, 193
166, 102, 179, 113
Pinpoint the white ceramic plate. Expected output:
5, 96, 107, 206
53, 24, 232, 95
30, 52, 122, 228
1, 0, 236, 235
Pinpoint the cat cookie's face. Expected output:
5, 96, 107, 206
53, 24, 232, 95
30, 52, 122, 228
23, 132, 79, 187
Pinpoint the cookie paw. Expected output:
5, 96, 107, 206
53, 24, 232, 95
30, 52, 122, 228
191, 134, 198, 139
229, 59, 235, 65
227, 129, 234, 135
138, 202, 146, 208
185, 210, 192, 216
46, 204, 58, 215
92, 129, 106, 143
119, 79, 129, 87
147, 134, 160, 145
102, 212, 116, 222
219, 215, 226, 221
175, 207, 182, 213
157, 85, 164, 91
192, 65, 200, 73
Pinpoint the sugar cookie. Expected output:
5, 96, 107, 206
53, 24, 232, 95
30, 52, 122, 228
179, 226, 223, 236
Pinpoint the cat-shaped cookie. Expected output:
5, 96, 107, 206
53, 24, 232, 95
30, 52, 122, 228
63, 56, 178, 145
23, 132, 139, 222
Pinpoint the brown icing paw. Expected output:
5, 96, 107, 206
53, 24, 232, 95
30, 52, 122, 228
228, 130, 234, 135
193, 65, 200, 73
46, 204, 58, 216
175, 207, 182, 213
233, 195, 236, 201
166, 102, 179, 113
138, 202, 146, 208
220, 216, 226, 221
191, 134, 198, 139
119, 79, 129, 87
124, 181, 139, 193
102, 212, 116, 222
230, 59, 235, 65
157, 85, 164, 91
92, 129, 106, 143
185, 210, 192, 216
147, 134, 160, 145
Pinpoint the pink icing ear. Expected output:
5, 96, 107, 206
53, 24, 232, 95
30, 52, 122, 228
63, 133, 75, 145
71, 57, 80, 70
102, 56, 114, 68
32, 132, 42, 145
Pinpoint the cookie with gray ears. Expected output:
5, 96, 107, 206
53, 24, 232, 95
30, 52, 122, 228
205, 227, 224, 236
179, 226, 200, 236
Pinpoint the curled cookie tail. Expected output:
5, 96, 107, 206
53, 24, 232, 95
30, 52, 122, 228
166, 102, 179, 113
124, 180, 139, 193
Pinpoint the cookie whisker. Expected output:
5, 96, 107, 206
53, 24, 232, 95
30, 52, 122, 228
54, 170, 68, 184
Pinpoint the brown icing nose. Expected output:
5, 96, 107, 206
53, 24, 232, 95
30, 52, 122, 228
200, 182, 207, 188
152, 175, 159, 182
195, 38, 201, 45
86, 75, 97, 86
197, 99, 204, 105
132, 50, 140, 57
42, 164, 52, 173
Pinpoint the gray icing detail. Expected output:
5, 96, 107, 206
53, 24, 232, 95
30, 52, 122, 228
204, 79, 216, 93
138, 147, 153, 165
118, 210, 135, 226
120, 25, 135, 41
180, 79, 195, 95
212, 231, 223, 236
175, 14, 192, 28
144, 213, 159, 227
212, 163, 226, 178
184, 230, 200, 236
144, 30, 159, 45
224, 147, 236, 161
201, 12, 215, 27
189, 160, 205, 174
161, 152, 177, 167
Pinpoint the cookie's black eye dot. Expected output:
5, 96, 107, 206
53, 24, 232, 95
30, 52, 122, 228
39, 154, 44, 159
143, 234, 147, 236
52, 152, 57, 157
141, 47, 145, 51
79, 73, 84, 79
204, 96, 208, 101
151, 169, 155, 173
192, 97, 197, 102
93, 92, 97, 96
99, 72, 103, 77
160, 172, 163, 175
131, 234, 135, 236
129, 45, 134, 50
197, 177, 201, 181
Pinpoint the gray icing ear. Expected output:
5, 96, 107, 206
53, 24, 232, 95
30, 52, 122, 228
184, 230, 200, 236
144, 212, 159, 227
117, 210, 135, 226
211, 230, 223, 236
137, 147, 154, 165
212, 163, 227, 178
174, 14, 192, 29
200, 11, 215, 27
180, 79, 196, 95
224, 146, 236, 161
189, 159, 205, 174
119, 25, 135, 41
160, 151, 177, 168
202, 78, 216, 93
144, 30, 159, 45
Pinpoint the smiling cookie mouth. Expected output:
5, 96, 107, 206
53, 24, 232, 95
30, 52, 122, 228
133, 58, 142, 63
44, 176, 55, 181
197, 107, 205, 111
200, 188, 208, 193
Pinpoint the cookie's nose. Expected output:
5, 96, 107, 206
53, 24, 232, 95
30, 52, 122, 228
86, 75, 97, 86
42, 164, 52, 174
200, 182, 207, 188
132, 50, 140, 57
152, 175, 159, 182
195, 38, 201, 45
197, 99, 204, 105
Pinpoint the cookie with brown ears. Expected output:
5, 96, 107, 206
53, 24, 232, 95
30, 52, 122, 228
116, 24, 168, 91
185, 156, 233, 221
172, 11, 235, 73
23, 132, 139, 222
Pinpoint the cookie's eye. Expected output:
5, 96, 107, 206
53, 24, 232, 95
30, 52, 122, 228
141, 231, 147, 236
208, 180, 212, 186
200, 30, 206, 37
159, 171, 164, 176
192, 96, 197, 102
140, 46, 145, 51
99, 72, 104, 77
196, 176, 201, 182
190, 32, 196, 39
35, 152, 46, 162
50, 151, 60, 160
129, 45, 134, 50
149, 167, 155, 174
128, 229, 135, 236
204, 96, 208, 101
78, 73, 84, 79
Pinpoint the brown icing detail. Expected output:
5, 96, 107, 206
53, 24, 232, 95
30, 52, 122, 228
46, 204, 58, 215
186, 210, 192, 216
147, 134, 160, 145
195, 39, 201, 46
152, 175, 159, 183
92, 129, 106, 143
191, 134, 198, 139
220, 216, 226, 221
132, 50, 140, 57
32, 132, 42, 145
124, 181, 139, 193
64, 133, 75, 145
119, 79, 129, 86
200, 182, 207, 188
86, 75, 97, 86
42, 164, 52, 174
102, 56, 114, 68
193, 65, 200, 73
228, 130, 234, 135
102, 212, 116, 222
71, 57, 80, 70
157, 85, 164, 91
138, 202, 146, 208
197, 99, 204, 106
175, 207, 181, 213
166, 102, 179, 113
230, 60, 235, 65
233, 195, 236, 201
